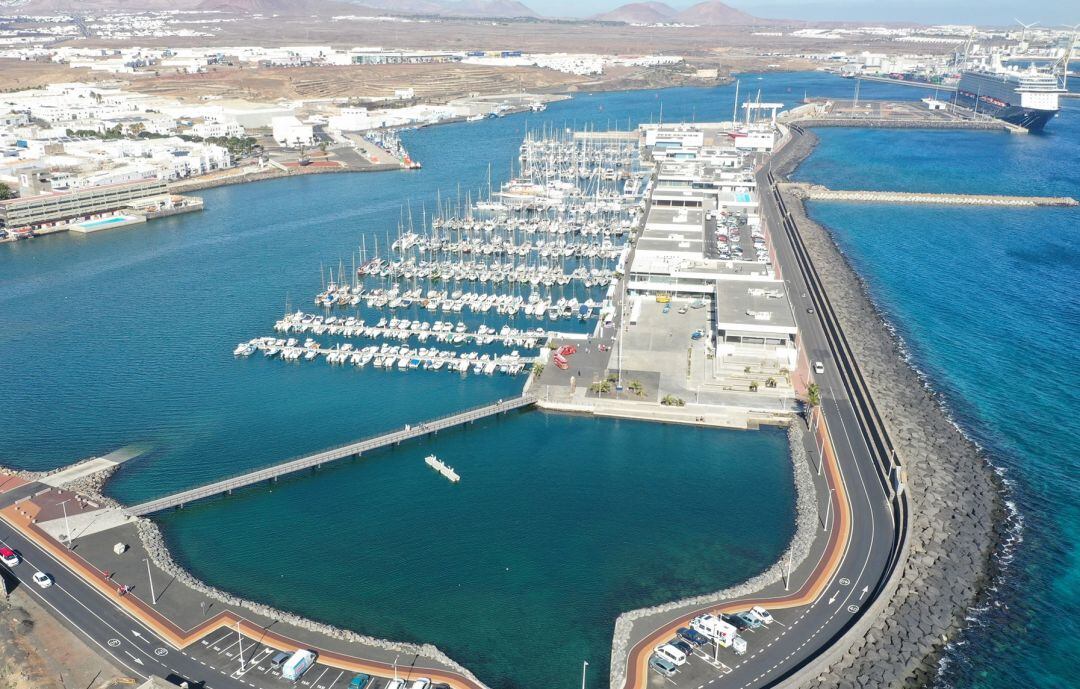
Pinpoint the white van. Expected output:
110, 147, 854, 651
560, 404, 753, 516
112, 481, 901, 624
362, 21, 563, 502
281, 650, 316, 681
654, 643, 687, 667
385, 680, 405, 689
409, 680, 431, 689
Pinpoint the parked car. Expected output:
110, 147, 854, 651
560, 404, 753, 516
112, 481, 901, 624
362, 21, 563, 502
677, 627, 709, 646
722, 613, 750, 631
0, 547, 20, 567
654, 643, 687, 667
348, 674, 371, 689
32, 571, 52, 588
672, 640, 695, 657
734, 612, 763, 629
269, 651, 291, 670
749, 606, 774, 625
813, 361, 825, 374
409, 679, 430, 689
649, 655, 678, 677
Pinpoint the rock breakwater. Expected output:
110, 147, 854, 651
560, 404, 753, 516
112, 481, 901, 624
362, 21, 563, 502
772, 126, 1003, 688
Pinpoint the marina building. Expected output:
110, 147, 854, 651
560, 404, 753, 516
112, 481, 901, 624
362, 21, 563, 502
0, 179, 193, 233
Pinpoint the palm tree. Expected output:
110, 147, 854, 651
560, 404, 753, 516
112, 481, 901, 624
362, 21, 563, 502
807, 383, 821, 407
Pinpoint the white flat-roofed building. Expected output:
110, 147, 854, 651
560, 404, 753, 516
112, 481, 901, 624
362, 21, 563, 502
272, 116, 314, 147
713, 279, 799, 369
328, 107, 371, 132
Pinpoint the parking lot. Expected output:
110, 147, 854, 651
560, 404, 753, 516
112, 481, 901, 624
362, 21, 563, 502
646, 608, 800, 689
180, 628, 428, 689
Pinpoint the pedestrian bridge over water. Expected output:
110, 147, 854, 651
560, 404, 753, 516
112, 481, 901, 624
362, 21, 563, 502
124, 395, 538, 516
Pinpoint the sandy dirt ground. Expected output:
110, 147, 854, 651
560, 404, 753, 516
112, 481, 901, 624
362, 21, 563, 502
0, 589, 132, 689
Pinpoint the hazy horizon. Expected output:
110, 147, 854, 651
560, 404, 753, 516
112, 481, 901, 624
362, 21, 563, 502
534, 0, 1076, 26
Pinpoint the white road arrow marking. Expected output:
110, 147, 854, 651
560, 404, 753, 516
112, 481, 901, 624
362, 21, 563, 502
828, 593, 837, 605
123, 651, 145, 666
132, 630, 149, 644
860, 586, 869, 600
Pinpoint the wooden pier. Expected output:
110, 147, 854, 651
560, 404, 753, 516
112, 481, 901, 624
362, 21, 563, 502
124, 395, 538, 516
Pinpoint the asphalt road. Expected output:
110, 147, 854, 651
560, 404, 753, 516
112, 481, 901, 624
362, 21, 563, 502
0, 506, 379, 689
639, 136, 901, 689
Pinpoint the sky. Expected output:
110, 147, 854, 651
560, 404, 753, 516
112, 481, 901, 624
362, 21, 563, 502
539, 0, 1077, 26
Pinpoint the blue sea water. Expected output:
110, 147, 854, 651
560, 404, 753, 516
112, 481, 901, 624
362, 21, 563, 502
1, 73, 909, 689
1, 72, 1069, 688
795, 100, 1080, 688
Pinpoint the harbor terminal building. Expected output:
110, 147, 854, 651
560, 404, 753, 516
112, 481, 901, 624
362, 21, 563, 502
625, 121, 803, 389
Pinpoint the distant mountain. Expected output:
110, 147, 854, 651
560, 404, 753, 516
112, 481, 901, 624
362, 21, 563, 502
674, 1, 759, 25
348, 0, 538, 19
592, 2, 678, 23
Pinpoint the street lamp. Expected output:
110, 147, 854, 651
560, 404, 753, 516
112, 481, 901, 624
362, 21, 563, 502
581, 660, 589, 689
143, 557, 157, 605
58, 499, 73, 548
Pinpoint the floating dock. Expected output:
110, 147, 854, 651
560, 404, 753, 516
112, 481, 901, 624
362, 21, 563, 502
425, 454, 460, 482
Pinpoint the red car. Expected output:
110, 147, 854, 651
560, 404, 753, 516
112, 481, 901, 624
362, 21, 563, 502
0, 547, 20, 567
557, 345, 577, 357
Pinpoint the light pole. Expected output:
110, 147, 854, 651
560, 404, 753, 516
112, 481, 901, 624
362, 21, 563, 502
236, 621, 245, 672
823, 488, 835, 531
143, 557, 157, 605
784, 548, 793, 591
581, 660, 589, 689
58, 499, 73, 548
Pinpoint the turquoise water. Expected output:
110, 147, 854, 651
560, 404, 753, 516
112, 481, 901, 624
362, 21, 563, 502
796, 100, 1080, 687
2, 74, 911, 688
1, 72, 1059, 688
157, 415, 793, 689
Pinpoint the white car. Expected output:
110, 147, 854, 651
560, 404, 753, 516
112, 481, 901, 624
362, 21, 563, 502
32, 571, 53, 588
813, 361, 825, 375
749, 606, 774, 625
0, 547, 19, 567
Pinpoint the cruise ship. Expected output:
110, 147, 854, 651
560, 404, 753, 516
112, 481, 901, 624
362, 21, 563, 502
956, 65, 1065, 131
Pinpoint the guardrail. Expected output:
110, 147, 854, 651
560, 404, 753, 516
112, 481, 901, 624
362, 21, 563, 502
125, 395, 538, 516
760, 156, 913, 684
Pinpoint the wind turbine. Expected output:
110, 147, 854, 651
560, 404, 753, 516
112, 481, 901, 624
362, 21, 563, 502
1014, 19, 1039, 47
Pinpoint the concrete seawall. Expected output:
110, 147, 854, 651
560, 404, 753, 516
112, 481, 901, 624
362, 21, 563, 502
771, 127, 1003, 688
784, 183, 1079, 208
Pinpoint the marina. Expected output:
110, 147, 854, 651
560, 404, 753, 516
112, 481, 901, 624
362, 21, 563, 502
238, 127, 647, 383
6, 70, 1064, 689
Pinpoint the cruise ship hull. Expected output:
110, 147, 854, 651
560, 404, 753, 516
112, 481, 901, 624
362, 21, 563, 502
955, 90, 1056, 131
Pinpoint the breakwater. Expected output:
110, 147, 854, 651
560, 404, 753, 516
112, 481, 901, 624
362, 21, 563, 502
771, 126, 1003, 688
787, 116, 1011, 132
785, 182, 1078, 207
